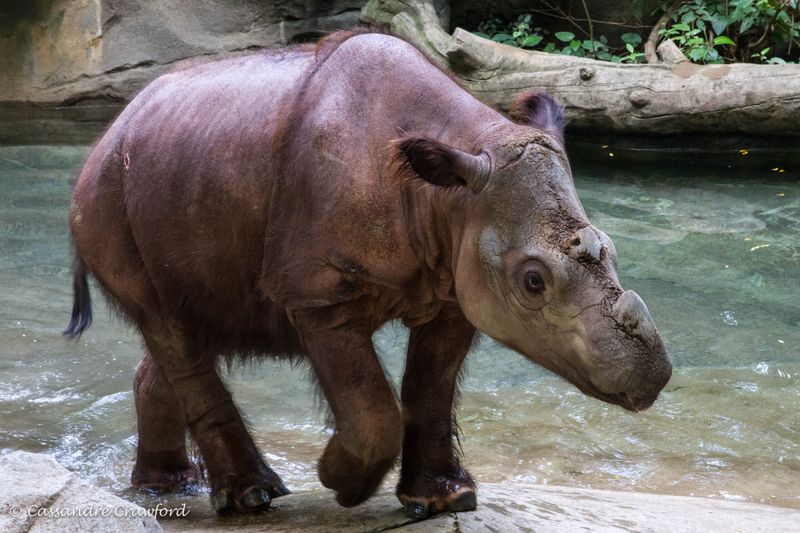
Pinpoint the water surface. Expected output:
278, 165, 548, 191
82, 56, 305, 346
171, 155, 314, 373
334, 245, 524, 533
0, 139, 798, 510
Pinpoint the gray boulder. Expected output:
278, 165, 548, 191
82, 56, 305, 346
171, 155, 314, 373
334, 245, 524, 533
0, 451, 161, 533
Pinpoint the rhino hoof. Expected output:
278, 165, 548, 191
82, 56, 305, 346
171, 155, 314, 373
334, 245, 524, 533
271, 483, 292, 498
447, 490, 477, 512
404, 501, 430, 519
211, 489, 234, 514
242, 487, 271, 510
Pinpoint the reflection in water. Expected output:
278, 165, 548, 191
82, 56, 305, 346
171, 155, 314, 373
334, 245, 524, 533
0, 144, 798, 510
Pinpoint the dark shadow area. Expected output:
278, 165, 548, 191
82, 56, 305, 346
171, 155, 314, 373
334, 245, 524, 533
567, 131, 799, 178
0, 106, 796, 180
0, 104, 123, 145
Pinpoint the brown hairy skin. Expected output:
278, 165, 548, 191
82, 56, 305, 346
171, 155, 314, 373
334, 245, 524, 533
131, 354, 199, 492
67, 27, 671, 518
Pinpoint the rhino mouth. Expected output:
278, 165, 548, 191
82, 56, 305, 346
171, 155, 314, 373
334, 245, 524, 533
517, 344, 663, 413
546, 353, 657, 413
569, 376, 656, 413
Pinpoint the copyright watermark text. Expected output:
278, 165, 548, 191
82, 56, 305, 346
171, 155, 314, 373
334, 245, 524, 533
8, 502, 189, 519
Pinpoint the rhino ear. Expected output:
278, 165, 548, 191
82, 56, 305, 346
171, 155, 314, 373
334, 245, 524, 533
395, 136, 491, 193
508, 91, 566, 146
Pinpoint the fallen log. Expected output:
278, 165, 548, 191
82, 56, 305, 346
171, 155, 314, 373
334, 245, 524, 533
362, 0, 800, 137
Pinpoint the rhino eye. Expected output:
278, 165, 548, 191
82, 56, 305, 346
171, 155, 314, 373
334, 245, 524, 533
524, 271, 545, 293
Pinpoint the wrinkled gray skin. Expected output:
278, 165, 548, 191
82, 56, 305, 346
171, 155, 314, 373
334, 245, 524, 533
450, 131, 671, 411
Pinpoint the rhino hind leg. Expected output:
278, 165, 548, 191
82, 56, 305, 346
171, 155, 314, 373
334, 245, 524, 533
139, 321, 289, 514
131, 353, 199, 492
396, 305, 478, 519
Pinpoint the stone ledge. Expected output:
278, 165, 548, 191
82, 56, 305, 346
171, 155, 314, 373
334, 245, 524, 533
0, 451, 161, 533
162, 482, 800, 533
3, 451, 798, 533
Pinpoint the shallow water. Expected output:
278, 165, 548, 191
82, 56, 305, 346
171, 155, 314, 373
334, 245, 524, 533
0, 140, 798, 511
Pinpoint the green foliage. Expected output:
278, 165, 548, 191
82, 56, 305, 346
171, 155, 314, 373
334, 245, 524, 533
475, 14, 646, 64
658, 0, 799, 64
474, 2, 799, 65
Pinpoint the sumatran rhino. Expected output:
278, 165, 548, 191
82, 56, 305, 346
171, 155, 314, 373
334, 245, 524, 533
65, 29, 671, 518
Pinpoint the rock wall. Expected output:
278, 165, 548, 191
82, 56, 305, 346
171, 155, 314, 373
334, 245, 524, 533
0, 0, 364, 104
0, 1, 651, 105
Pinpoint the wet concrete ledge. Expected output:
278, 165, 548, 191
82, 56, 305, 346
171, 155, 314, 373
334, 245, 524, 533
3, 451, 799, 533
163, 483, 800, 533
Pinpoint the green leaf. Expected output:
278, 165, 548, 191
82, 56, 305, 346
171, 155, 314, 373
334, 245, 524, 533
713, 35, 736, 46
555, 31, 575, 42
626, 43, 635, 53
767, 57, 787, 64
571, 39, 581, 51
621, 32, 642, 45
673, 23, 691, 32
730, 0, 754, 23
710, 14, 729, 34
473, 32, 491, 39
521, 34, 543, 47
543, 42, 556, 53
689, 47, 708, 61
491, 33, 512, 42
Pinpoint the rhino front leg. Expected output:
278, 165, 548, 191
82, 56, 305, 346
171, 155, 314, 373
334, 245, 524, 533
397, 304, 477, 519
295, 306, 402, 507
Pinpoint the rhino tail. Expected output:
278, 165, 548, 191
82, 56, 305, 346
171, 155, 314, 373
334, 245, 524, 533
63, 254, 92, 339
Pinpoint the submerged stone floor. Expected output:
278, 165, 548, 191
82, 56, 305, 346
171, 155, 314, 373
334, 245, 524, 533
2, 451, 799, 533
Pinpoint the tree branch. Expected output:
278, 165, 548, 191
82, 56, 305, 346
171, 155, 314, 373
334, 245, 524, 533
579, 0, 595, 56
645, 0, 688, 64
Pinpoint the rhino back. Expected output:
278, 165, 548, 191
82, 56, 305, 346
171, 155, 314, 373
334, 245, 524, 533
84, 50, 314, 335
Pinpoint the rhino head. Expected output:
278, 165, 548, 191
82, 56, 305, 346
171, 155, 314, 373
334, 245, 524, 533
398, 92, 671, 411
